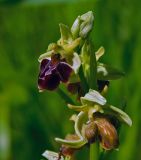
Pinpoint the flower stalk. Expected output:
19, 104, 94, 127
37, 11, 132, 160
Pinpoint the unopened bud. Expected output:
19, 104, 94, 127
60, 134, 79, 156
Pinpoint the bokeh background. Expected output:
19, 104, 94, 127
0, 0, 141, 160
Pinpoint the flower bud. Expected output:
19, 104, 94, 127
95, 117, 119, 150
85, 121, 98, 144
60, 134, 79, 157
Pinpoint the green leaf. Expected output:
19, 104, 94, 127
104, 105, 132, 126
79, 11, 94, 38
97, 63, 125, 80
59, 23, 73, 44
81, 89, 107, 106
89, 42, 97, 89
80, 41, 91, 79
80, 40, 97, 89
78, 65, 89, 93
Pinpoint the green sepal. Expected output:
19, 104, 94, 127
104, 105, 132, 126
97, 62, 125, 80
95, 46, 105, 61
63, 38, 81, 53
59, 23, 73, 44
81, 89, 107, 106
74, 111, 87, 138
55, 137, 87, 149
38, 50, 53, 62
55, 112, 87, 149
68, 104, 88, 112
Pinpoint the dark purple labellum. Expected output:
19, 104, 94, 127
38, 54, 72, 91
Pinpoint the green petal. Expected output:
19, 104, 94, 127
63, 38, 81, 53
97, 63, 125, 80
74, 111, 87, 138
68, 104, 88, 112
81, 89, 107, 106
104, 105, 132, 126
72, 52, 81, 74
55, 137, 86, 149
38, 51, 53, 62
55, 112, 87, 148
95, 46, 105, 61
42, 150, 64, 160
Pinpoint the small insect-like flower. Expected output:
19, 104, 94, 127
60, 89, 132, 150
38, 54, 72, 91
85, 115, 119, 150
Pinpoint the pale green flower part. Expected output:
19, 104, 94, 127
42, 150, 64, 160
55, 111, 87, 149
68, 89, 132, 126
95, 46, 105, 61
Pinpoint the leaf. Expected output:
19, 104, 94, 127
81, 89, 107, 106
97, 63, 125, 80
79, 11, 94, 38
95, 46, 105, 61
59, 23, 73, 44
42, 150, 64, 160
104, 105, 132, 126
80, 40, 97, 89
80, 41, 91, 78
89, 42, 97, 89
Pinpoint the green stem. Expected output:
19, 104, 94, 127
90, 143, 99, 160
78, 65, 89, 94
57, 88, 75, 104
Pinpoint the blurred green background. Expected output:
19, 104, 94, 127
0, 0, 141, 160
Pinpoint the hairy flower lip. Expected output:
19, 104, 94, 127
38, 55, 73, 91
94, 117, 119, 150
